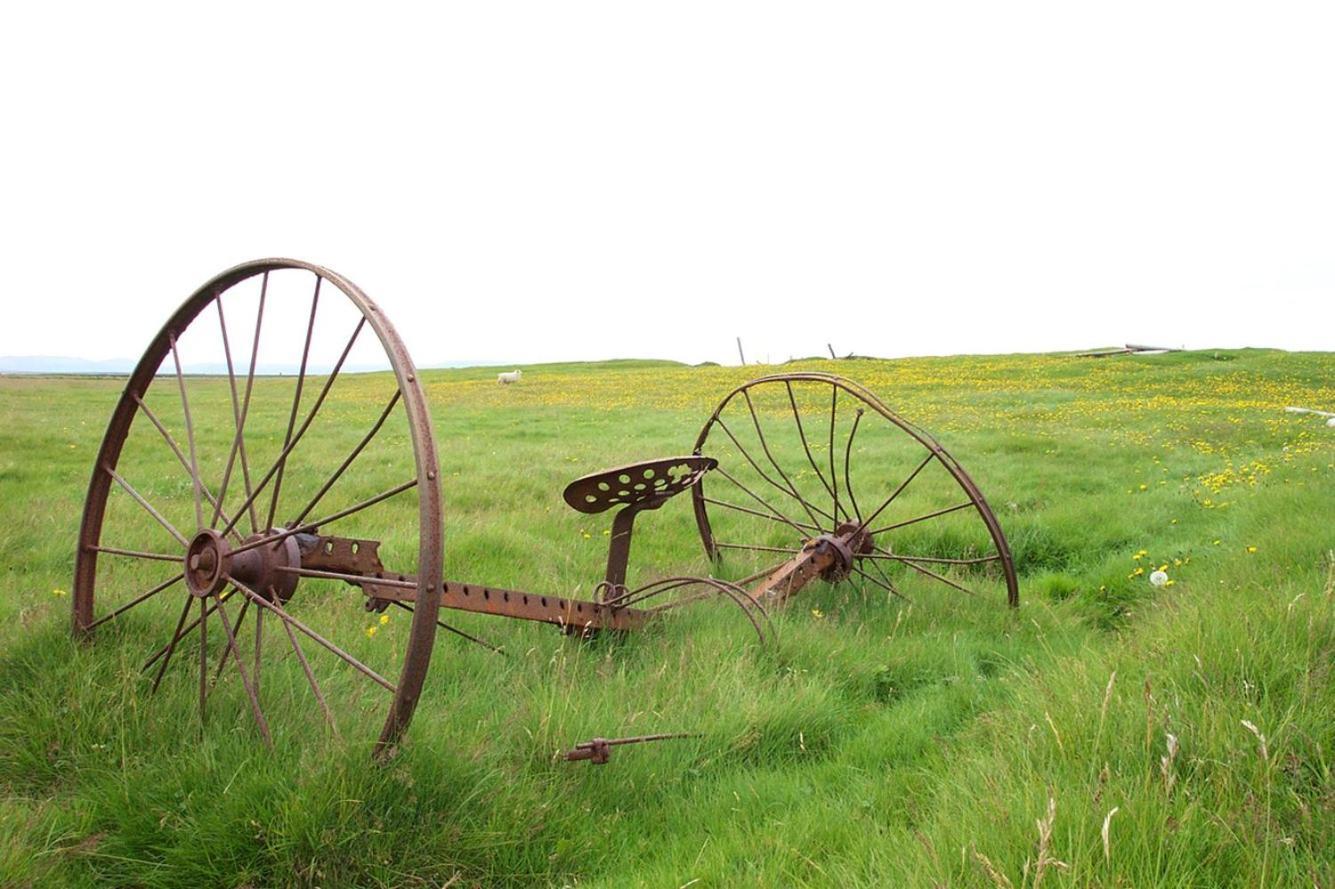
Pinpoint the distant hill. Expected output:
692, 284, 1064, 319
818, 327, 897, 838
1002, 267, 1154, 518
0, 355, 686, 376
0, 355, 395, 375
0, 356, 138, 374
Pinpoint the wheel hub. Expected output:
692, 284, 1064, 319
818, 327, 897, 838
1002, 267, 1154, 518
184, 529, 300, 601
185, 530, 229, 598
821, 521, 876, 582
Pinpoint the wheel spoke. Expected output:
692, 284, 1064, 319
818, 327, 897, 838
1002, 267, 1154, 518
712, 466, 821, 537
215, 273, 267, 532
842, 408, 866, 524
701, 495, 819, 539
215, 596, 273, 747
714, 416, 834, 526
388, 601, 506, 656
862, 551, 1002, 566
849, 565, 912, 603
740, 388, 828, 530
167, 332, 204, 531
230, 577, 396, 694
732, 558, 793, 588
253, 603, 263, 702
868, 500, 974, 535
213, 292, 259, 532
896, 558, 980, 598
785, 380, 849, 523
198, 597, 208, 727
213, 595, 251, 685
86, 572, 184, 631
103, 464, 189, 547
275, 605, 339, 737
228, 478, 418, 557
714, 541, 803, 556
828, 384, 840, 524
87, 544, 179, 562
292, 389, 402, 526
266, 276, 322, 531
150, 592, 194, 694
142, 589, 234, 673
856, 452, 937, 534
864, 556, 899, 597
219, 314, 368, 539
132, 394, 241, 540
274, 565, 417, 590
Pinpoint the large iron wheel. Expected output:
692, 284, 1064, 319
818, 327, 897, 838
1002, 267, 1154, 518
691, 373, 1019, 608
73, 259, 444, 753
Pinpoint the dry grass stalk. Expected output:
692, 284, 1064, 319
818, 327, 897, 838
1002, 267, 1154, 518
1093, 761, 1110, 805
972, 848, 1014, 889
1241, 720, 1269, 763
1101, 806, 1119, 863
1142, 676, 1156, 754
1032, 794, 1068, 889
1044, 711, 1065, 754
1325, 550, 1334, 601
1096, 670, 1117, 740
1160, 732, 1180, 795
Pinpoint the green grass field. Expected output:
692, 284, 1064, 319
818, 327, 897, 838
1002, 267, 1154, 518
0, 349, 1331, 887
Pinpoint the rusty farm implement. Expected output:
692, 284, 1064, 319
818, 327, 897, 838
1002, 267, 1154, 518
73, 258, 1019, 758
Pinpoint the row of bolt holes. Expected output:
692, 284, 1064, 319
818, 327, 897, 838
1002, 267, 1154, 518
371, 573, 604, 615
586, 468, 673, 503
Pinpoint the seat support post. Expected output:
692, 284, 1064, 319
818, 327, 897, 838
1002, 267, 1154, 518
603, 496, 668, 597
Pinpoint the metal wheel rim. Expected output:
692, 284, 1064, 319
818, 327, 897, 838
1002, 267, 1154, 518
72, 258, 444, 753
690, 372, 1019, 608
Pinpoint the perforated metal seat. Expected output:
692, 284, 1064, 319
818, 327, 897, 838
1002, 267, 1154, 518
562, 456, 716, 515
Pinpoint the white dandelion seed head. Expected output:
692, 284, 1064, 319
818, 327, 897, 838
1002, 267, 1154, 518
1149, 570, 1169, 587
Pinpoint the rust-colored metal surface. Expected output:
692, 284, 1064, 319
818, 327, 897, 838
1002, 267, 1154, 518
562, 456, 715, 514
562, 456, 717, 595
299, 535, 651, 633
563, 732, 697, 765
72, 259, 1018, 759
73, 259, 443, 757
692, 373, 1019, 610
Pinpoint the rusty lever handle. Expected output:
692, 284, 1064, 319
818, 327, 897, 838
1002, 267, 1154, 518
563, 732, 697, 765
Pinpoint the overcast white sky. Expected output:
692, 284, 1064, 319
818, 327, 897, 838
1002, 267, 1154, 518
1, 2, 1331, 367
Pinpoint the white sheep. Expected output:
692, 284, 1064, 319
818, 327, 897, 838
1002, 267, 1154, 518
497, 369, 523, 385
